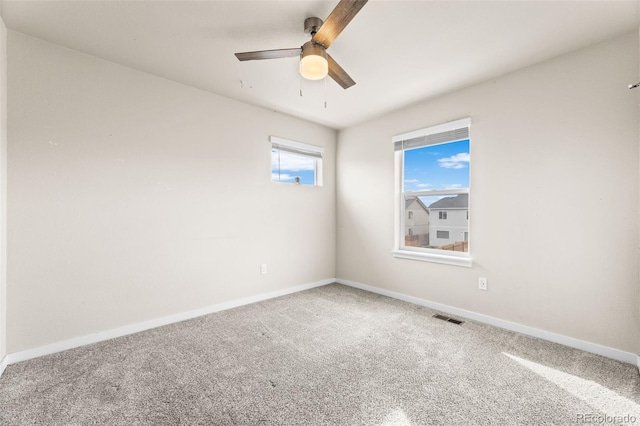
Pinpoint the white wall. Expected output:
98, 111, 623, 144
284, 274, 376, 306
337, 32, 640, 353
0, 14, 7, 362
7, 32, 336, 353
5, 26, 639, 360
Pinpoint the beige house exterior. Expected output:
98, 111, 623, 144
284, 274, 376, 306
405, 197, 429, 247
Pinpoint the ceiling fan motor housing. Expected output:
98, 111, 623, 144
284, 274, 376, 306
304, 17, 324, 37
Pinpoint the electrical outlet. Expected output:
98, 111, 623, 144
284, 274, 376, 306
260, 264, 267, 275
478, 277, 488, 291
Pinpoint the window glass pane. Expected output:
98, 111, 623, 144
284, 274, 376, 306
401, 137, 470, 254
436, 230, 449, 239
403, 139, 469, 192
271, 149, 316, 185
405, 194, 469, 252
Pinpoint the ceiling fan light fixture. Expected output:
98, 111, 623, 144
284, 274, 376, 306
299, 41, 328, 80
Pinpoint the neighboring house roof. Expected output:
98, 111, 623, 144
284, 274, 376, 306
428, 194, 468, 209
406, 197, 429, 212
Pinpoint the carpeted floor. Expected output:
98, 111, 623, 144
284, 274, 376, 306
0, 283, 639, 425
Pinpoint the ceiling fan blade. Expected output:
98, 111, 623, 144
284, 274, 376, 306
327, 54, 355, 89
312, 0, 368, 49
235, 48, 301, 61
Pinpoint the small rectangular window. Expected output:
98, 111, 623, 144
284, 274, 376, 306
392, 117, 471, 267
436, 230, 449, 239
408, 211, 413, 219
270, 136, 323, 186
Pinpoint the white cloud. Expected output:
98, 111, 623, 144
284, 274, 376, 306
444, 184, 462, 189
438, 152, 469, 169
405, 180, 432, 191
271, 173, 296, 182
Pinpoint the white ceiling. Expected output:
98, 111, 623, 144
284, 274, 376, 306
1, 0, 639, 129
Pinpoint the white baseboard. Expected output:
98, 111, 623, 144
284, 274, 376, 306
0, 354, 7, 377
337, 278, 639, 367
3, 278, 638, 377
4, 278, 335, 368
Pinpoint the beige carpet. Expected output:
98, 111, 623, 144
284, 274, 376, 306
0, 283, 639, 425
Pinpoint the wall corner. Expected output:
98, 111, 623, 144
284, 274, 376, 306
0, 13, 7, 366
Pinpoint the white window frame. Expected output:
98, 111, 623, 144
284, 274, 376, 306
392, 117, 472, 267
270, 136, 323, 186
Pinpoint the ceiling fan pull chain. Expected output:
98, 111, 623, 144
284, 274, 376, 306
300, 73, 303, 97
324, 76, 327, 109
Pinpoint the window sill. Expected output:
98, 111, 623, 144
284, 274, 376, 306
391, 250, 472, 268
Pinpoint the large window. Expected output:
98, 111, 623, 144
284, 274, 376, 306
393, 117, 471, 267
270, 136, 323, 186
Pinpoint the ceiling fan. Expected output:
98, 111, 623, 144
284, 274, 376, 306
234, 0, 368, 89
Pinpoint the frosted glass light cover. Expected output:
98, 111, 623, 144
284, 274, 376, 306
299, 54, 328, 80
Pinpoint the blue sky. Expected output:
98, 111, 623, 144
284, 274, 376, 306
403, 139, 470, 192
272, 150, 315, 185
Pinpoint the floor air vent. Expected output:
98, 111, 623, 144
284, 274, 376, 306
433, 314, 465, 325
